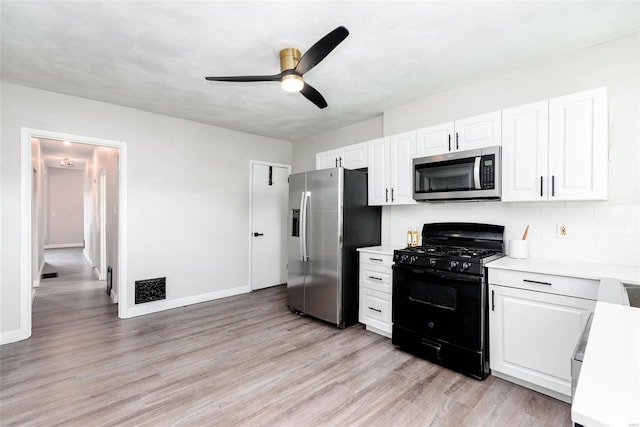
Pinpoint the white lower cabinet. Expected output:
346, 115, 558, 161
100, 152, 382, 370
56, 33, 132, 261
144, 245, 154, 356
359, 288, 392, 336
488, 269, 597, 402
357, 248, 394, 337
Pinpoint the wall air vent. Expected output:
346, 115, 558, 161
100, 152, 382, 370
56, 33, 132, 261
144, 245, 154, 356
135, 277, 166, 304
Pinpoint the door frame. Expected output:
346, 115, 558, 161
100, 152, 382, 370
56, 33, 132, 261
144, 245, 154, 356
19, 127, 129, 341
248, 160, 291, 291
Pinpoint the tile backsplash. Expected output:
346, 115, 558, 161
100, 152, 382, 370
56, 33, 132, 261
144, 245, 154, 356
387, 202, 640, 266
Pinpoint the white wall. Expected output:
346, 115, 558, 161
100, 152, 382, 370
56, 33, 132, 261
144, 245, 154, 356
47, 168, 84, 246
0, 82, 292, 340
293, 32, 640, 266
293, 116, 383, 173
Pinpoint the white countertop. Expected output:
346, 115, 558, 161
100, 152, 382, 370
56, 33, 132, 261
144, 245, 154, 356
485, 256, 640, 285
356, 245, 399, 256
571, 299, 640, 427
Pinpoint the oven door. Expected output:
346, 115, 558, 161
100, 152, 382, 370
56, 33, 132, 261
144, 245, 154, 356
392, 263, 485, 351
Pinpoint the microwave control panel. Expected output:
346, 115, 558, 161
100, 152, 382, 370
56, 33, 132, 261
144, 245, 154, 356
481, 155, 495, 189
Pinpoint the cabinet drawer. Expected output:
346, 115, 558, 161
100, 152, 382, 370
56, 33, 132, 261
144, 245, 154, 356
359, 252, 393, 268
488, 268, 598, 300
359, 287, 392, 334
359, 263, 391, 293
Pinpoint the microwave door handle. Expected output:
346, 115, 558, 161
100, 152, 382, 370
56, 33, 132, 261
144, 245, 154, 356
473, 157, 482, 190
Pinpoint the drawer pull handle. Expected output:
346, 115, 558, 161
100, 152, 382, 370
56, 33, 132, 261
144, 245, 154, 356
369, 257, 383, 262
368, 276, 383, 281
368, 306, 382, 313
523, 279, 552, 286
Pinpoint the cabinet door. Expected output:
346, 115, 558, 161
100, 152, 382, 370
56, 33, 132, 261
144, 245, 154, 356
415, 122, 454, 157
489, 285, 595, 398
316, 149, 339, 170
367, 137, 391, 206
501, 101, 549, 201
389, 131, 417, 205
548, 87, 608, 200
340, 142, 368, 169
455, 111, 502, 151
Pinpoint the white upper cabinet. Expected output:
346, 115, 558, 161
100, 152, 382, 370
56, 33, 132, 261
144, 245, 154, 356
415, 122, 455, 157
415, 111, 501, 158
502, 88, 608, 201
389, 132, 417, 205
502, 101, 550, 201
316, 142, 367, 170
455, 111, 502, 151
367, 137, 390, 205
368, 131, 416, 206
548, 87, 608, 200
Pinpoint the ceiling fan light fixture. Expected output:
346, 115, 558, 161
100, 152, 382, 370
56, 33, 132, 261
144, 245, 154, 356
281, 74, 304, 93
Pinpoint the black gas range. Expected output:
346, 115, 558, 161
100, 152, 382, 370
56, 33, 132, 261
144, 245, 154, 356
393, 244, 503, 275
392, 222, 505, 380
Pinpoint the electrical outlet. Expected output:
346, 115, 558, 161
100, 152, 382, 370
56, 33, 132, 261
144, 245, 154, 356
557, 224, 569, 239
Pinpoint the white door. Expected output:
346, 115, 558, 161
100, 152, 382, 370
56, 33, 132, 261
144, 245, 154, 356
455, 111, 502, 151
315, 149, 339, 170
389, 131, 416, 205
416, 122, 454, 157
501, 100, 549, 201
251, 163, 289, 290
367, 137, 390, 206
548, 87, 608, 200
489, 285, 595, 398
340, 142, 368, 169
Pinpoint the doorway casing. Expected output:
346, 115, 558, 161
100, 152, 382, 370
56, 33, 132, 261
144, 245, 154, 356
19, 127, 129, 341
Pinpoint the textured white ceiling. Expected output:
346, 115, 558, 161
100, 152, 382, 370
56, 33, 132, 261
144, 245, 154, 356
2, 1, 639, 142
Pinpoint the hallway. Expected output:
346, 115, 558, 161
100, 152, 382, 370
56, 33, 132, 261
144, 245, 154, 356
34, 248, 116, 334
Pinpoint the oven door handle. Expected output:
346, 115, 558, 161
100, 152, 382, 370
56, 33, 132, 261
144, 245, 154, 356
396, 265, 483, 283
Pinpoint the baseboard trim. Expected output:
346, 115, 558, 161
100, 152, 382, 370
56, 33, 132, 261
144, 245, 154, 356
33, 260, 46, 288
490, 371, 571, 403
110, 288, 119, 304
0, 329, 27, 345
45, 243, 84, 249
125, 285, 250, 318
83, 249, 94, 267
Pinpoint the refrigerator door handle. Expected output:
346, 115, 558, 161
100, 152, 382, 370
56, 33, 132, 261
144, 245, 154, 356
300, 191, 310, 261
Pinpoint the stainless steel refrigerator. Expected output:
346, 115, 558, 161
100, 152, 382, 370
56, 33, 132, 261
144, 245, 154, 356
287, 167, 381, 328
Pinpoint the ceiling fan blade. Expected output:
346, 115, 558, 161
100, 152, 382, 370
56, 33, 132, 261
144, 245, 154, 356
295, 26, 349, 75
300, 82, 328, 109
205, 73, 282, 83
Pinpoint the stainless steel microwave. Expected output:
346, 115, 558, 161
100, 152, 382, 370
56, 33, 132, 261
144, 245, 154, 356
413, 146, 501, 201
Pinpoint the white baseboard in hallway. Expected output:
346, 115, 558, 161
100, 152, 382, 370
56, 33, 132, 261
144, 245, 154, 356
44, 243, 84, 249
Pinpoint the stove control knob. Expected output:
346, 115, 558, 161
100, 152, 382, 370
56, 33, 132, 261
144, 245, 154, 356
410, 256, 418, 264
449, 260, 459, 270
429, 258, 437, 267
462, 262, 471, 271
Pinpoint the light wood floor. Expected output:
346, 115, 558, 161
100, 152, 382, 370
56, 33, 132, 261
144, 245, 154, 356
0, 249, 572, 426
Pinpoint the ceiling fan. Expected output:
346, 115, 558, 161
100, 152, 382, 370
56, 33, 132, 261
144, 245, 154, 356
205, 26, 349, 109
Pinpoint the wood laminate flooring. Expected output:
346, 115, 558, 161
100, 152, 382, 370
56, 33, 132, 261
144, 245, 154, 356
0, 249, 572, 426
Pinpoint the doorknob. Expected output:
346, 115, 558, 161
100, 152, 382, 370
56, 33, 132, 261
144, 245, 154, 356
253, 232, 264, 237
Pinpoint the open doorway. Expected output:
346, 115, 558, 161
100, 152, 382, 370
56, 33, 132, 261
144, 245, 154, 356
20, 128, 128, 341
33, 137, 119, 304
